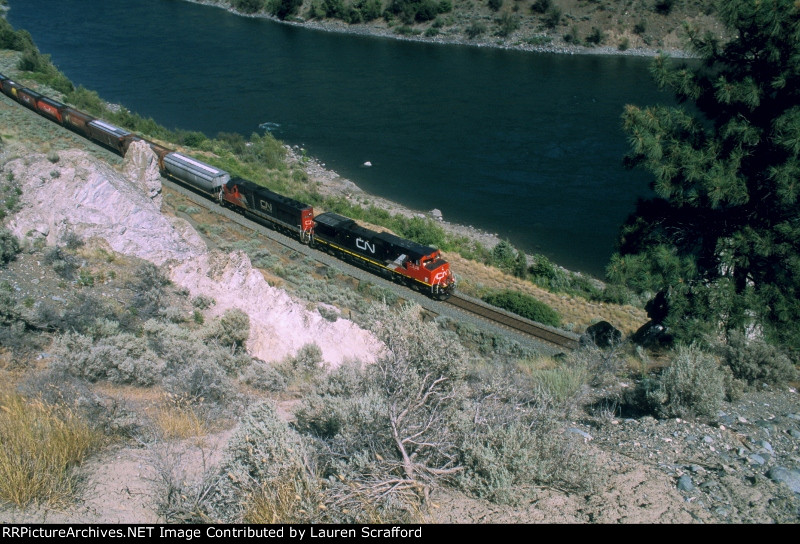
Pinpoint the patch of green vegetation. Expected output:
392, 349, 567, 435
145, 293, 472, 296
482, 289, 560, 327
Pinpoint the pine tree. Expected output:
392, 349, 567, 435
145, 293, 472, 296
610, 0, 800, 350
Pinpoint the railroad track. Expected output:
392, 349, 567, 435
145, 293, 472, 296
446, 293, 581, 350
167, 179, 582, 352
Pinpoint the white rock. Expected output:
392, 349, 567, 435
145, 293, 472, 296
5, 149, 381, 367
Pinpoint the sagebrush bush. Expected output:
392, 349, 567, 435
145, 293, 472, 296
719, 331, 797, 386
128, 263, 171, 318
268, 343, 328, 391
456, 365, 599, 503
209, 402, 318, 523
637, 345, 726, 419
204, 308, 250, 352
53, 332, 163, 386
239, 359, 288, 392
144, 319, 238, 404
0, 227, 20, 266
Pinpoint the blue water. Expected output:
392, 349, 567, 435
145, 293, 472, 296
6, 0, 669, 276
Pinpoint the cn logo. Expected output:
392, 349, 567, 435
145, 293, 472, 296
356, 237, 376, 254
433, 270, 447, 282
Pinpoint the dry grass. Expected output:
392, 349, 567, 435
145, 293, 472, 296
446, 252, 647, 335
0, 389, 102, 507
153, 404, 208, 441
243, 475, 312, 524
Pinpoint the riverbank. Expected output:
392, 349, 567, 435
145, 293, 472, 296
182, 0, 719, 58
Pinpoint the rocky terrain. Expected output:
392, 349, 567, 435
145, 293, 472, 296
4, 143, 380, 367
0, 113, 797, 525
186, 0, 730, 57
0, 29, 798, 523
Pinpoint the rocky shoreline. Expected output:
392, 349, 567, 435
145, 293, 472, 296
182, 0, 696, 58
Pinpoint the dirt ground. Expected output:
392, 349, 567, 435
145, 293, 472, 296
2, 385, 797, 524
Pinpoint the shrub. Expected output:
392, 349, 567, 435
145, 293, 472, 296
465, 21, 487, 38
0, 18, 36, 51
543, 6, 561, 28
654, 0, 675, 15
719, 331, 797, 387
456, 366, 599, 504
356, 0, 384, 21
204, 308, 250, 352
0, 228, 20, 266
269, 0, 303, 18
210, 402, 317, 522
57, 293, 122, 334
233, 0, 266, 13
53, 332, 163, 386
638, 345, 726, 419
239, 359, 288, 392
488, 0, 503, 11
586, 26, 605, 45
0, 390, 102, 507
530, 0, 551, 14
143, 319, 238, 405
482, 289, 561, 327
564, 25, 580, 44
271, 343, 327, 390
44, 246, 78, 280
162, 357, 234, 407
458, 420, 585, 504
490, 240, 518, 273
496, 13, 520, 37
293, 305, 468, 518
128, 263, 171, 318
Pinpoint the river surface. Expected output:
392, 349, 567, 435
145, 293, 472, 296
6, 0, 670, 276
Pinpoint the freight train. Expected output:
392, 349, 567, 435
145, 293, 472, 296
0, 72, 456, 299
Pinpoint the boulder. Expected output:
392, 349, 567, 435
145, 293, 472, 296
581, 320, 622, 348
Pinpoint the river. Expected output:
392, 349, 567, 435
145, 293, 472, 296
6, 0, 670, 276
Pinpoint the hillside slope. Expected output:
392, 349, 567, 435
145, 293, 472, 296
190, 0, 729, 55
